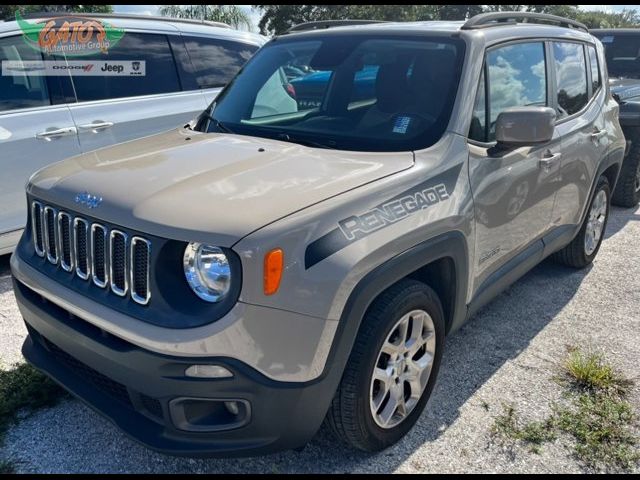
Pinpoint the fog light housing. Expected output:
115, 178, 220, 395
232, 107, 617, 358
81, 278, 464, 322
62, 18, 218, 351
169, 398, 251, 432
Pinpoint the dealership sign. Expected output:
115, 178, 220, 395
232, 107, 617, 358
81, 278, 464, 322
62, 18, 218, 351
16, 11, 125, 56
2, 60, 145, 76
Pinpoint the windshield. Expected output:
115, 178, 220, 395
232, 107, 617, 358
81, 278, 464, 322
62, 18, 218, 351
195, 34, 465, 152
593, 32, 640, 79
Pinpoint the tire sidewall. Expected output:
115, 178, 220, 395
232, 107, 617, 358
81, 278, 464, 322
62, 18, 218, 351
582, 177, 611, 263
355, 286, 446, 449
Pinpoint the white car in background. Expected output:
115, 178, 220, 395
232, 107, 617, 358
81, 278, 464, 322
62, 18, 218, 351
0, 13, 265, 255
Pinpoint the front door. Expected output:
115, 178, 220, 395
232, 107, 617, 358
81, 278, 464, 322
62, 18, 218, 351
467, 41, 561, 293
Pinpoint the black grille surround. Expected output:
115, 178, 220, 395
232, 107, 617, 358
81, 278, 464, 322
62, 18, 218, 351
20, 196, 243, 329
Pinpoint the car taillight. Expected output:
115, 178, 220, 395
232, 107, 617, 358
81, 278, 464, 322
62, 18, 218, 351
285, 83, 296, 99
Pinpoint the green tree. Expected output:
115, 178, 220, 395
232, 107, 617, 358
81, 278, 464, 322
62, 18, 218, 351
0, 5, 112, 19
433, 5, 484, 20
254, 5, 440, 35
252, 4, 640, 36
159, 5, 253, 30
483, 5, 525, 13
575, 9, 640, 28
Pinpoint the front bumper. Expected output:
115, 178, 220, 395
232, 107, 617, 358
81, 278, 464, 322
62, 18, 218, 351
14, 277, 337, 457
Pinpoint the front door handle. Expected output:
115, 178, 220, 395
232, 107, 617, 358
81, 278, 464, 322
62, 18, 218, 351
539, 152, 562, 171
78, 121, 114, 132
35, 126, 77, 141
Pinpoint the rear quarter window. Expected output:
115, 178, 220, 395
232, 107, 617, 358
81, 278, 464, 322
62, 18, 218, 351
588, 45, 601, 95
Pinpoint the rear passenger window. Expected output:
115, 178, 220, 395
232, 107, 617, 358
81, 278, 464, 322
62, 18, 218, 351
485, 42, 547, 142
0, 36, 50, 112
175, 36, 257, 89
71, 33, 181, 102
553, 42, 588, 118
588, 45, 601, 94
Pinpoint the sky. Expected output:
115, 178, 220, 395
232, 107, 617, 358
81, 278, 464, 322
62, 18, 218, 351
113, 4, 261, 31
113, 5, 640, 32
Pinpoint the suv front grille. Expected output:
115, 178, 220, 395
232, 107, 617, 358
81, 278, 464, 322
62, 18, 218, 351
31, 200, 151, 305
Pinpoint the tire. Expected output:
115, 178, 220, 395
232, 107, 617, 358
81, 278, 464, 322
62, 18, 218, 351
326, 279, 445, 452
553, 175, 611, 269
612, 133, 640, 208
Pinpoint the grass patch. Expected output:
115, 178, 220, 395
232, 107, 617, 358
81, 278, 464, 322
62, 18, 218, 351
563, 349, 632, 396
0, 459, 16, 474
0, 363, 67, 440
554, 393, 639, 470
491, 348, 639, 471
492, 404, 556, 453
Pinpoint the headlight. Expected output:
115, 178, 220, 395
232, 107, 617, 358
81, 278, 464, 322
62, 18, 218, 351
183, 243, 231, 302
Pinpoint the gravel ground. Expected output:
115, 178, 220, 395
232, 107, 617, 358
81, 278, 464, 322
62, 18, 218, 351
0, 205, 638, 473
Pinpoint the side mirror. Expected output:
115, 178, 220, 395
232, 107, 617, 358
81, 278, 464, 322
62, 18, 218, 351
495, 106, 556, 146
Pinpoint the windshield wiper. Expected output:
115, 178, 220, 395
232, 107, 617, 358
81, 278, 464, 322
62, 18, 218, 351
276, 132, 338, 150
202, 112, 235, 134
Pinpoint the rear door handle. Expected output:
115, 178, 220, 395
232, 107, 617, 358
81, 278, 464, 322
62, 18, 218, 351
35, 126, 77, 140
539, 152, 562, 171
591, 129, 607, 141
78, 121, 114, 132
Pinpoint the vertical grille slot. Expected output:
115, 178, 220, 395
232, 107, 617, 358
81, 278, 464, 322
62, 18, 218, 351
110, 230, 128, 296
74, 218, 90, 280
130, 237, 151, 305
31, 201, 44, 257
57, 212, 73, 272
91, 224, 108, 288
43, 206, 58, 264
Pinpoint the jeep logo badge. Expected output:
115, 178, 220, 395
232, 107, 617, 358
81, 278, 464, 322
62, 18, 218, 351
75, 191, 103, 209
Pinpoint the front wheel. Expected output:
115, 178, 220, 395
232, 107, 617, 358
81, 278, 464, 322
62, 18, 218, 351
326, 279, 445, 451
553, 175, 611, 268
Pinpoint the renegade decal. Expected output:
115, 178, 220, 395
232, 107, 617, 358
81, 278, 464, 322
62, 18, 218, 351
338, 183, 450, 241
304, 163, 462, 269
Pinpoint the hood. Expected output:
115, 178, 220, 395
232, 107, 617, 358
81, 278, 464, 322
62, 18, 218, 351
28, 128, 414, 246
609, 77, 640, 102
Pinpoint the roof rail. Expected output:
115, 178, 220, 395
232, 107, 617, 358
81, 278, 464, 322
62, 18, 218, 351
462, 11, 588, 33
4, 12, 231, 29
286, 20, 387, 34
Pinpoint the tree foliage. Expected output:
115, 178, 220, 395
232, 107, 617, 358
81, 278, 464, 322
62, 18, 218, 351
0, 5, 112, 19
159, 5, 252, 30
252, 4, 640, 35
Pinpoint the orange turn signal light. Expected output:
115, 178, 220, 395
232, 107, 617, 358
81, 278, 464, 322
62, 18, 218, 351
264, 248, 283, 296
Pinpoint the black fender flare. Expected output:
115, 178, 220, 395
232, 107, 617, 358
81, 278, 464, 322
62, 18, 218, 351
313, 231, 469, 404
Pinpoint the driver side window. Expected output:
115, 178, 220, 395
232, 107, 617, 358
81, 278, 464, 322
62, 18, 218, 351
470, 42, 548, 142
